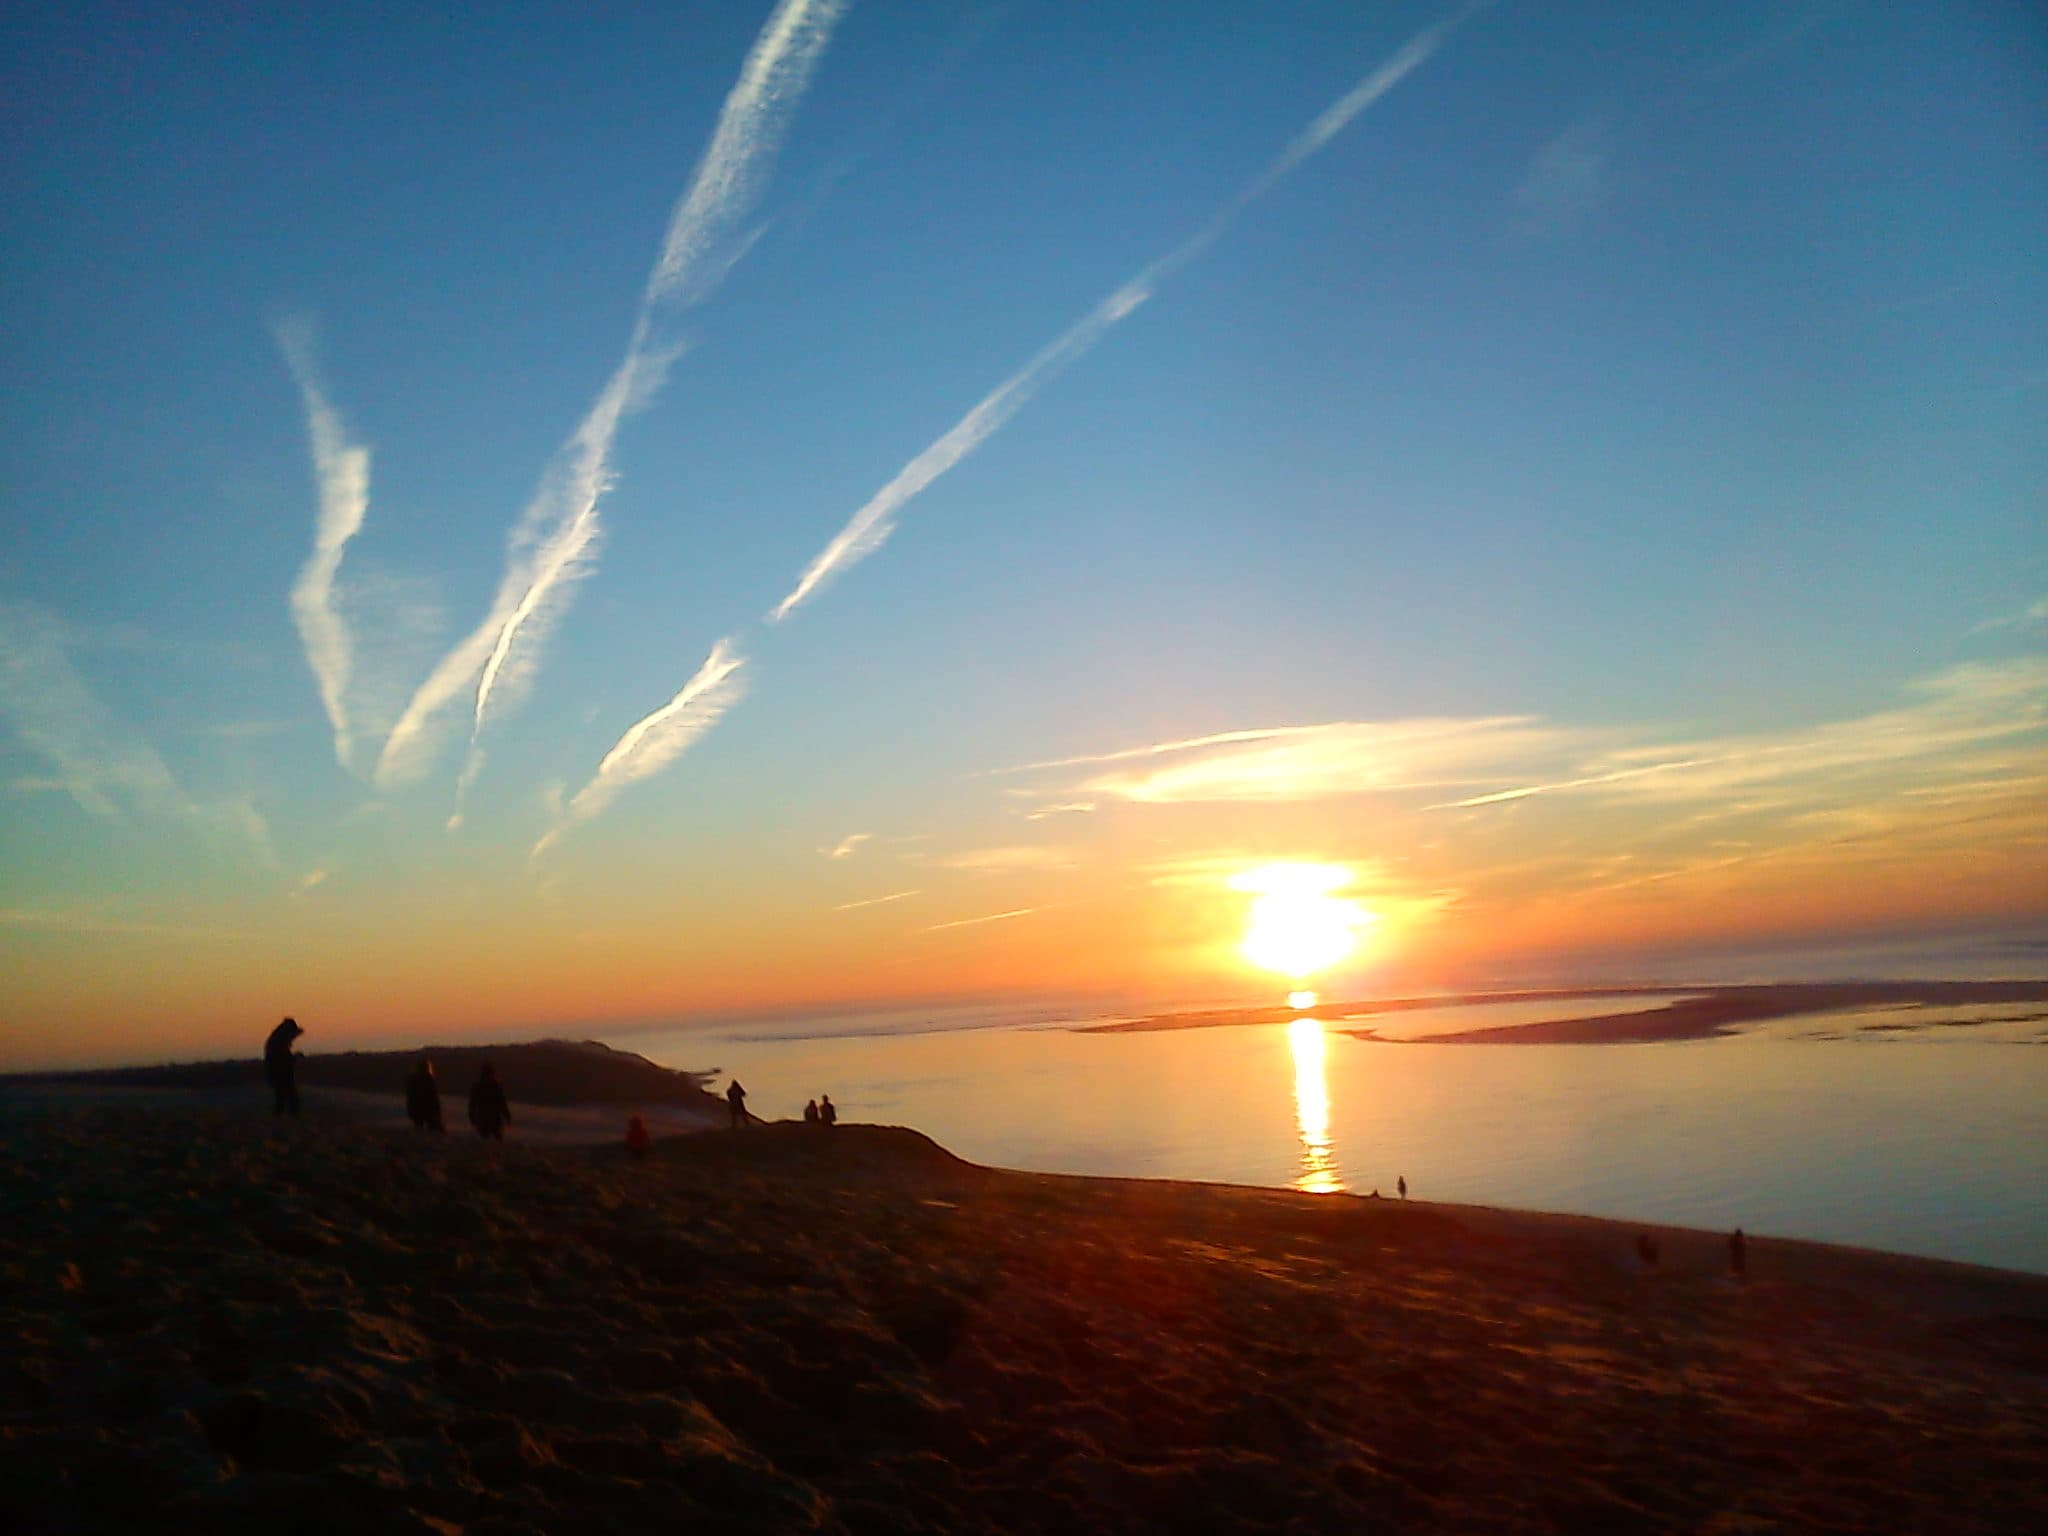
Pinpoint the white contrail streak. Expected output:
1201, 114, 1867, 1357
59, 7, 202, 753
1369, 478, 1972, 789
537, 5, 1474, 838
922, 906, 1039, 933
375, 0, 848, 790
533, 638, 749, 857
277, 322, 371, 771
833, 888, 922, 910
768, 6, 1469, 623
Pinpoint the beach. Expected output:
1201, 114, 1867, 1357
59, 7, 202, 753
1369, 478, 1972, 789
6, 1091, 2046, 1534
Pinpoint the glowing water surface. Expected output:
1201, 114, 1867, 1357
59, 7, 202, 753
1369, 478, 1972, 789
625, 997, 2048, 1273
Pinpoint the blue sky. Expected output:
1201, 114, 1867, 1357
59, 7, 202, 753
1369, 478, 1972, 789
2, 1, 2044, 1064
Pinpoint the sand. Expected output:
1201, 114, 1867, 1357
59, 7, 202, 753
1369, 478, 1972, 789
4, 1095, 2045, 1535
1085, 980, 2048, 1044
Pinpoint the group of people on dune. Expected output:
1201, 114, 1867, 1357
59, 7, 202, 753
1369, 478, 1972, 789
403, 1057, 511, 1140
265, 1019, 841, 1157
264, 1017, 512, 1140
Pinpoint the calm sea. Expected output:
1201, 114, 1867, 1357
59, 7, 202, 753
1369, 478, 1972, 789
618, 989, 2048, 1274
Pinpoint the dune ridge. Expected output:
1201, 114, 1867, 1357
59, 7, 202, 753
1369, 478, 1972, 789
4, 1096, 2044, 1533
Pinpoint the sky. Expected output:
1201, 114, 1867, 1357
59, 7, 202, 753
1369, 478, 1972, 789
2, 0, 2044, 1068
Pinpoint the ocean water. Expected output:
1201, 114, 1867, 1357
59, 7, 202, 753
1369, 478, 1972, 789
620, 993, 2048, 1274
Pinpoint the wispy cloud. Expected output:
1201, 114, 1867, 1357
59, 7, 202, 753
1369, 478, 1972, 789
935, 844, 1079, 873
1514, 119, 1611, 235
767, 7, 1471, 623
833, 887, 921, 911
376, 0, 849, 791
922, 906, 1040, 933
1029, 660, 2048, 823
0, 601, 274, 863
276, 320, 371, 771
1971, 596, 2048, 635
0, 906, 246, 940
0, 601, 192, 819
533, 638, 749, 857
823, 832, 871, 859
1024, 800, 1096, 820
1043, 718, 1589, 804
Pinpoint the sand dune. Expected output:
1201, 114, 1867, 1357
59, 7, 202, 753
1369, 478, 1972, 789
4, 1097, 2044, 1533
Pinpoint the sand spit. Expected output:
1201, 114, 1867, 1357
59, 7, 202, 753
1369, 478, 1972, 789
1086, 979, 2048, 1045
11, 1039, 727, 1111
4, 1100, 2045, 1535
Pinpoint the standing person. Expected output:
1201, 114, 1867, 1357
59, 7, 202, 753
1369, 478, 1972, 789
819, 1093, 837, 1127
725, 1079, 749, 1129
468, 1064, 511, 1141
263, 1018, 303, 1118
625, 1115, 651, 1161
803, 1099, 819, 1125
1397, 1175, 1407, 1200
1729, 1228, 1748, 1278
406, 1060, 443, 1133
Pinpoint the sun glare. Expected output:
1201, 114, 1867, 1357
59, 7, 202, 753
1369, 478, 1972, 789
1288, 989, 1318, 1010
1232, 862, 1374, 980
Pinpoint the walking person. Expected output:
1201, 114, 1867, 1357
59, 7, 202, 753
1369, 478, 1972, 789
725, 1079, 749, 1129
468, 1064, 511, 1141
1729, 1227, 1748, 1278
1397, 1175, 1407, 1200
406, 1059, 443, 1133
263, 1018, 304, 1118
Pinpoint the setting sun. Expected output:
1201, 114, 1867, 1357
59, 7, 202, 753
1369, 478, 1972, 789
1232, 863, 1376, 980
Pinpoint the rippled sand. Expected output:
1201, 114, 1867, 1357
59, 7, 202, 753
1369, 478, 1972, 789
5, 1098, 2045, 1533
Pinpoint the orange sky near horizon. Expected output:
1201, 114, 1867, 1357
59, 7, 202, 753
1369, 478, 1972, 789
5, 755, 2042, 1072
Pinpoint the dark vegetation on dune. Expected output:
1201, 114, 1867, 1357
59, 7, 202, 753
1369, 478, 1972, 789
6, 1040, 723, 1110
5, 1104, 2046, 1534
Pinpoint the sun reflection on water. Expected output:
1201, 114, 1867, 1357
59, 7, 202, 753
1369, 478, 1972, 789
1287, 1016, 1344, 1195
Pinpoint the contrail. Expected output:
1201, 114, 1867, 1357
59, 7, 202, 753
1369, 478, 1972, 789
833, 888, 921, 910
277, 321, 371, 771
768, 6, 1470, 623
375, 0, 849, 790
533, 637, 749, 857
922, 906, 1039, 933
545, 6, 1475, 836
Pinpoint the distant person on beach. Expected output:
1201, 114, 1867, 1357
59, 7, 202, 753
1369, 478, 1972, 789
1729, 1227, 1747, 1277
406, 1060, 443, 1133
1398, 1175, 1407, 1200
726, 1079, 748, 1129
263, 1018, 303, 1118
819, 1094, 837, 1127
468, 1065, 511, 1141
625, 1115, 651, 1161
1637, 1234, 1660, 1268
804, 1099, 819, 1125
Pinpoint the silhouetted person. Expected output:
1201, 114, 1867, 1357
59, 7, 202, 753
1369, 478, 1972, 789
468, 1064, 510, 1141
1637, 1234, 1660, 1268
1729, 1227, 1747, 1278
264, 1018, 303, 1118
726, 1079, 748, 1129
626, 1115, 651, 1161
406, 1059, 443, 1133
1397, 1175, 1407, 1200
819, 1094, 837, 1127
804, 1099, 819, 1125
